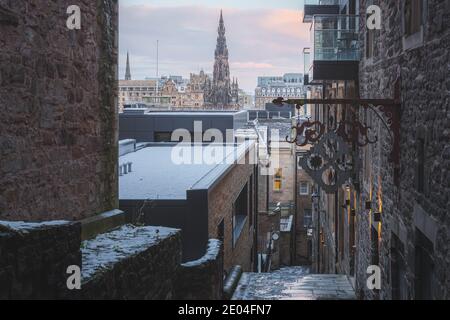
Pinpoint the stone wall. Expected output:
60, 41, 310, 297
0, 221, 229, 300
0, 221, 81, 299
0, 0, 118, 221
79, 225, 181, 300
356, 0, 450, 299
175, 239, 224, 300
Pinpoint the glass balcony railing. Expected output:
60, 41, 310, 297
311, 15, 360, 61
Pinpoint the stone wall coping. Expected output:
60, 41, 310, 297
181, 239, 222, 267
81, 224, 180, 280
223, 265, 243, 299
80, 209, 128, 240
0, 220, 71, 232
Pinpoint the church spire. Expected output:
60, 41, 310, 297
208, 10, 232, 107
125, 51, 131, 80
218, 10, 225, 36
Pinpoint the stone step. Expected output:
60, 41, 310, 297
232, 267, 356, 300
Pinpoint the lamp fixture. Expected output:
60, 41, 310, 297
373, 211, 381, 222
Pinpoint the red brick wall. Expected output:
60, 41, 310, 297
0, 1, 118, 221
208, 158, 256, 272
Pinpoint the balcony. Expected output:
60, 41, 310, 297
303, 0, 340, 23
305, 15, 360, 83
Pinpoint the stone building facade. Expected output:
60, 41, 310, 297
0, 0, 118, 221
255, 74, 306, 109
355, 0, 450, 300
119, 80, 158, 111
302, 0, 450, 300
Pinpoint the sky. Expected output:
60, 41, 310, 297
119, 0, 310, 93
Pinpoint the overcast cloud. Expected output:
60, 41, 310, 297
119, 1, 310, 93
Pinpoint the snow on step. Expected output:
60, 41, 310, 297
232, 267, 356, 300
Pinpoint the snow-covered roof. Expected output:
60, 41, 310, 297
119, 143, 254, 200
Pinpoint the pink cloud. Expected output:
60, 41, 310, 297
231, 62, 274, 69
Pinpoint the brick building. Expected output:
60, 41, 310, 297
118, 142, 258, 272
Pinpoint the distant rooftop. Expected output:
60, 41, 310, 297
122, 109, 245, 116
119, 143, 254, 200
257, 118, 293, 141
145, 111, 241, 116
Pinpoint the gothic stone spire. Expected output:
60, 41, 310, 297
125, 51, 131, 80
209, 10, 232, 106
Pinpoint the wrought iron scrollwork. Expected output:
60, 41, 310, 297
298, 132, 356, 194
335, 119, 378, 147
274, 95, 401, 187
287, 119, 325, 147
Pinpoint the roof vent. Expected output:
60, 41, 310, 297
119, 162, 133, 176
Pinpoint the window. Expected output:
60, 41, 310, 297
299, 181, 309, 195
416, 138, 425, 193
371, 225, 379, 266
414, 228, 434, 299
217, 219, 224, 242
154, 132, 173, 142
303, 209, 312, 228
273, 168, 282, 191
365, 29, 374, 59
403, 0, 424, 50
404, 0, 422, 36
391, 233, 406, 300
233, 184, 248, 246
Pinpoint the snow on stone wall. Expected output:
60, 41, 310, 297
0, 220, 81, 299
175, 239, 224, 300
78, 224, 182, 299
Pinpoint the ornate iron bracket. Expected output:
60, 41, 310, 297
287, 119, 325, 146
274, 96, 401, 186
298, 131, 357, 193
